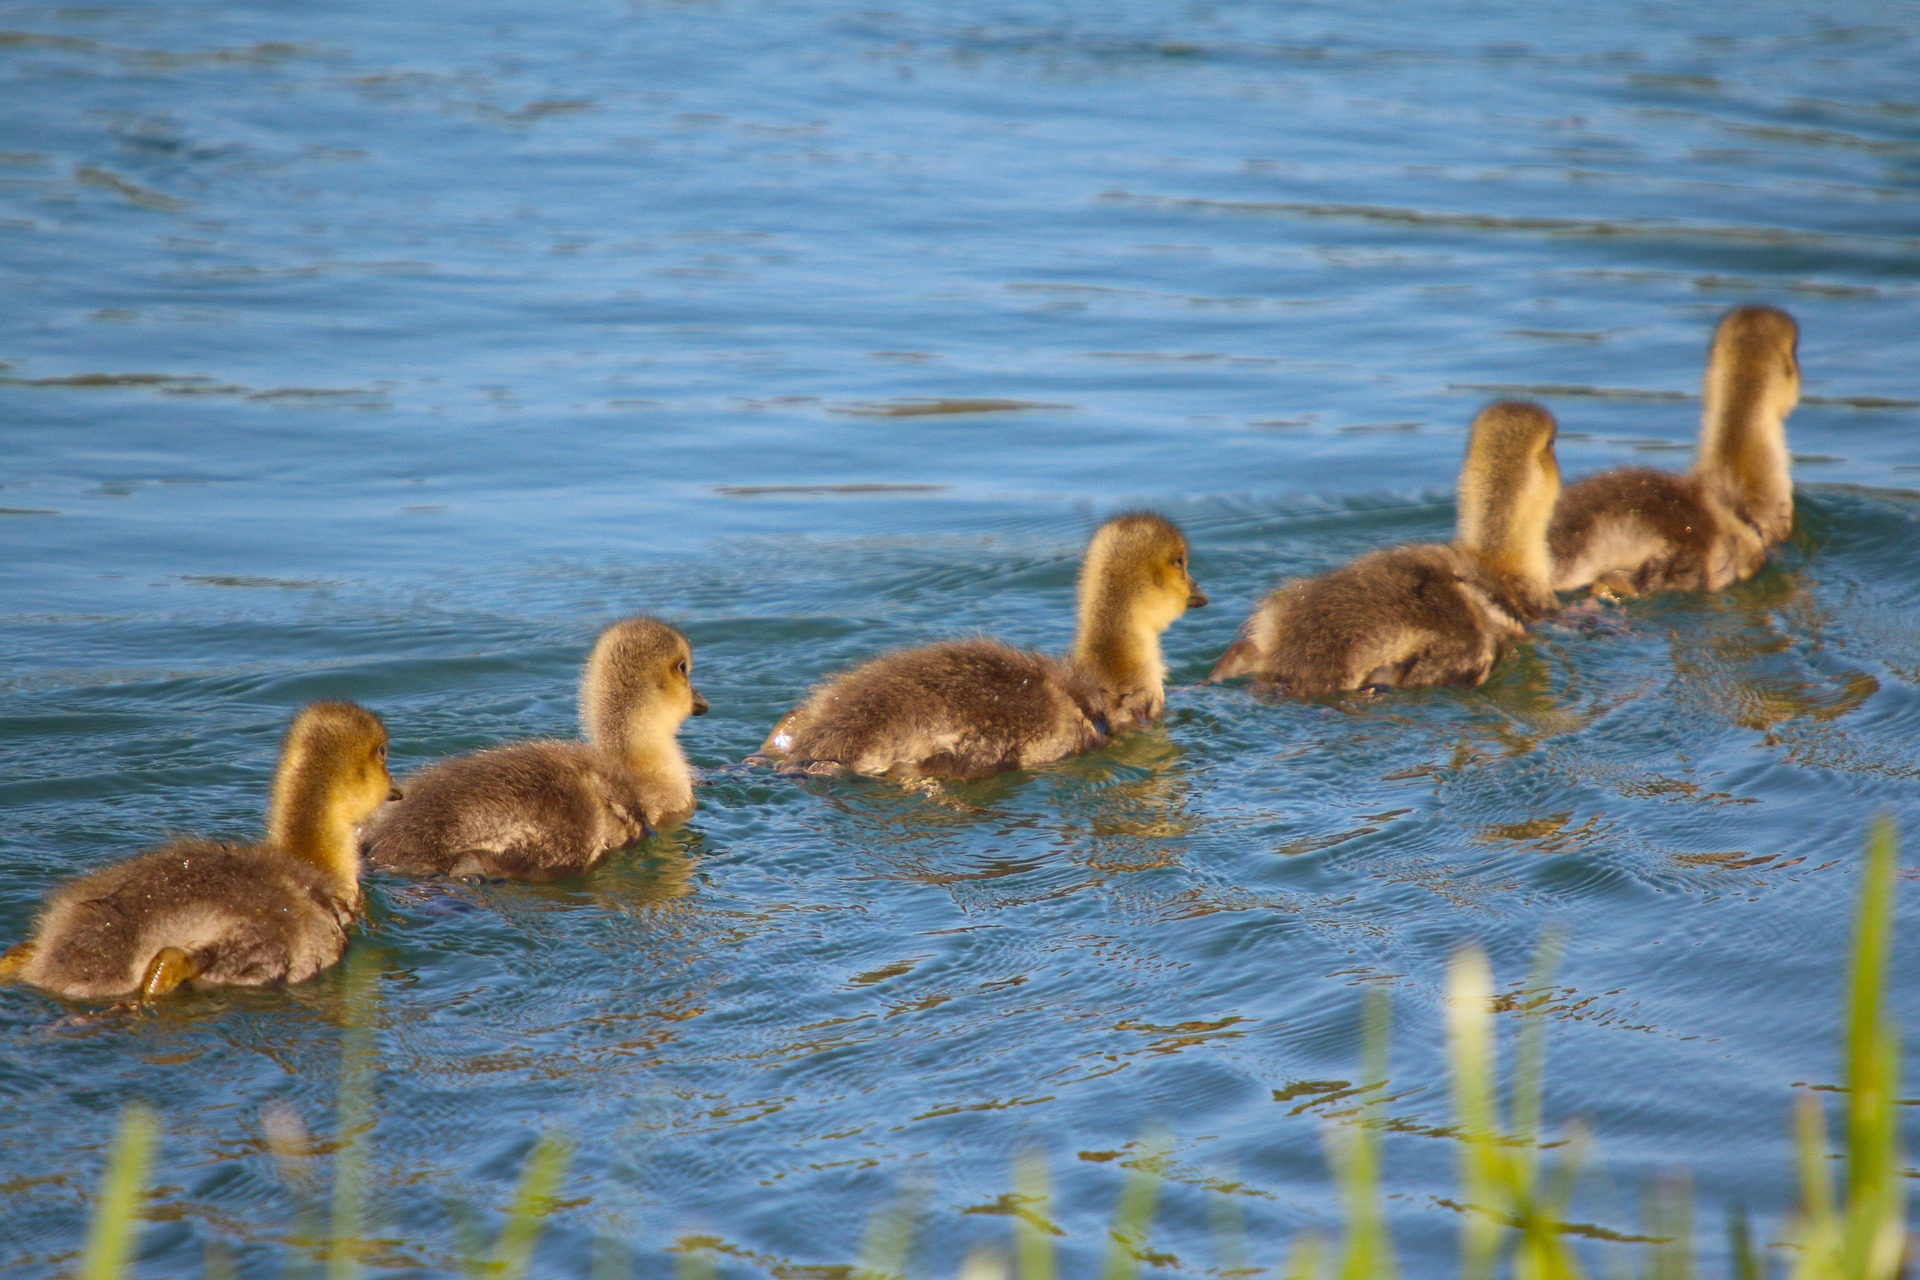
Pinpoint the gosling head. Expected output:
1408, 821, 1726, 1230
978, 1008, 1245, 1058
267, 701, 396, 881
580, 616, 707, 758
1703, 304, 1801, 431
1454, 401, 1561, 588
1078, 512, 1207, 640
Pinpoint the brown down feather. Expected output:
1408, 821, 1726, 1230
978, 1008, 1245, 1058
1210, 401, 1561, 695
757, 513, 1204, 778
362, 616, 704, 881
10, 840, 356, 999
1547, 305, 1799, 595
2, 700, 391, 1000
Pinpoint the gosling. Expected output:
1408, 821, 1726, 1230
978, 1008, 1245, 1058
1549, 305, 1800, 597
363, 617, 706, 882
0, 702, 394, 1001
1210, 401, 1561, 694
755, 513, 1206, 778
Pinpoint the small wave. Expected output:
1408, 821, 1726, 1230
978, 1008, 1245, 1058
829, 398, 1072, 417
1103, 191, 1920, 255
713, 484, 949, 497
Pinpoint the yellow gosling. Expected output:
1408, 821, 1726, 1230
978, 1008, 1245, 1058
0, 702, 393, 1001
1549, 305, 1800, 597
362, 617, 705, 882
1211, 401, 1561, 694
756, 513, 1206, 778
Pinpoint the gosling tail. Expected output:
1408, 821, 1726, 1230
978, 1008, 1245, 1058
0, 942, 32, 983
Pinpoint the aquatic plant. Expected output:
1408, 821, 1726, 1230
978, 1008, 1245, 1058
985, 820, 1904, 1279
1780, 818, 1906, 1280
71, 823, 1905, 1277
81, 1105, 155, 1280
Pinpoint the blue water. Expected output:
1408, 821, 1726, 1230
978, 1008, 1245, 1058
2, 0, 1918, 1273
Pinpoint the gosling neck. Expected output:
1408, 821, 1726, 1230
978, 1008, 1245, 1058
1694, 392, 1792, 542
1070, 592, 1166, 714
607, 715, 694, 808
266, 765, 363, 904
1455, 486, 1555, 607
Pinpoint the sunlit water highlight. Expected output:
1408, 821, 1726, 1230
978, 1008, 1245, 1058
1, 1, 1917, 1274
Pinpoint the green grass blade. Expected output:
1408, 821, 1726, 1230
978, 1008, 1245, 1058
1788, 1092, 1843, 1280
1279, 1233, 1327, 1280
1326, 1125, 1381, 1280
1841, 818, 1905, 1280
1514, 931, 1564, 1183
958, 1247, 1010, 1280
1642, 1175, 1693, 1280
1333, 987, 1396, 1280
592, 1233, 634, 1280
1793, 1091, 1834, 1232
1360, 985, 1390, 1112
1843, 821, 1889, 1205
490, 1130, 571, 1280
1517, 1123, 1587, 1280
1846, 818, 1895, 1203
80, 1105, 158, 1280
854, 1181, 920, 1280
1098, 1138, 1166, 1280
261, 1102, 322, 1280
674, 1236, 717, 1280
1012, 1149, 1056, 1280
1326, 987, 1395, 1280
1447, 947, 1503, 1280
1726, 1203, 1760, 1280
1788, 820, 1907, 1280
449, 1200, 490, 1280
1207, 1185, 1249, 1276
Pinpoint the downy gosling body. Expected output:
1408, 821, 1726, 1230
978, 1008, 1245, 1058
0, 702, 394, 1001
1549, 306, 1800, 597
1211, 401, 1561, 695
756, 513, 1206, 778
363, 617, 705, 882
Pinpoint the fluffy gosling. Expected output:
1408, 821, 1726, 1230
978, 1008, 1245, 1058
362, 617, 705, 882
1211, 401, 1561, 694
1549, 305, 1800, 597
755, 513, 1206, 778
0, 702, 394, 1001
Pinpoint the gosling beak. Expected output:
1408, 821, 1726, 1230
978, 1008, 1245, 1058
1186, 582, 1209, 609
387, 784, 404, 802
690, 688, 710, 716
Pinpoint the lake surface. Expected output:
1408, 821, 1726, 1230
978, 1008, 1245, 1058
2, 0, 1918, 1274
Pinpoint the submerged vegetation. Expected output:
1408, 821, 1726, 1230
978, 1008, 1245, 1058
78, 823, 1906, 1278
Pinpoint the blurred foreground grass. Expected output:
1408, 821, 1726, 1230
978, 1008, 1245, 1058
79, 822, 1907, 1279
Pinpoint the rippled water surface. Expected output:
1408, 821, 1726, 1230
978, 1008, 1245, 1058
3, 0, 1919, 1273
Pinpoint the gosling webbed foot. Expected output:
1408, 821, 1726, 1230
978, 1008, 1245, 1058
140, 947, 200, 1000
0, 942, 34, 983
1588, 570, 1641, 603
381, 880, 488, 914
1550, 597, 1631, 638
778, 759, 848, 778
1246, 679, 1293, 706
747, 751, 850, 778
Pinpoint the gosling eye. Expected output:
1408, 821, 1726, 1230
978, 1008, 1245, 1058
676, 659, 689, 677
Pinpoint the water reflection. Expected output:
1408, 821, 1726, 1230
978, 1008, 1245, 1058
1666, 565, 1880, 738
